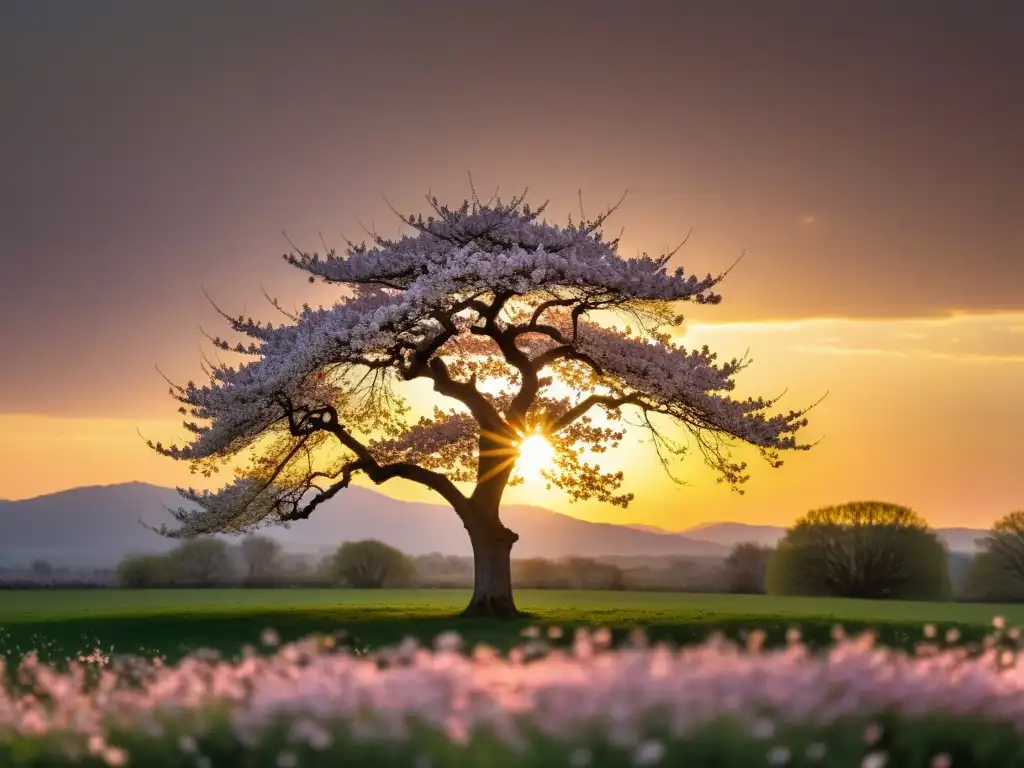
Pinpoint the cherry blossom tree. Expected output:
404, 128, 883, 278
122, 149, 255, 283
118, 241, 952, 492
150, 187, 815, 617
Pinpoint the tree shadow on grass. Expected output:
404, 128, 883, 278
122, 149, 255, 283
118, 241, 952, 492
1, 607, 1000, 672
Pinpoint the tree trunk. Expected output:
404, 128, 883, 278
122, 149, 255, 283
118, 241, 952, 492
462, 520, 520, 618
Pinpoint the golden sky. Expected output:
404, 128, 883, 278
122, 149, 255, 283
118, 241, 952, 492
1, 3, 1022, 531
3, 310, 1021, 530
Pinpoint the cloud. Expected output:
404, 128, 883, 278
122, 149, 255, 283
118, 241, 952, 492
799, 214, 816, 227
790, 345, 911, 358
688, 311, 1024, 363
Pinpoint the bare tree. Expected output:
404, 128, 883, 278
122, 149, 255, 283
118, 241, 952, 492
150, 187, 815, 616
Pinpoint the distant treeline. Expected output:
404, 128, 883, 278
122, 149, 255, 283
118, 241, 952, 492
8, 502, 1024, 602
106, 539, 749, 593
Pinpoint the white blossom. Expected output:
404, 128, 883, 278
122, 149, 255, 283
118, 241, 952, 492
151, 191, 813, 535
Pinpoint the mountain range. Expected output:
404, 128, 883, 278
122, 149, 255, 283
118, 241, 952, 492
0, 483, 988, 568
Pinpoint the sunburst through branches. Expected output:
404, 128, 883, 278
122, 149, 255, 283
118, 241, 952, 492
515, 432, 556, 480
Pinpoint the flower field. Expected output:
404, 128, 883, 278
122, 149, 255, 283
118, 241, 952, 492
3, 622, 1024, 766
3, 590, 1024, 766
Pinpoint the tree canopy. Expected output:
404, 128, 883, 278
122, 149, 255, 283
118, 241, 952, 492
963, 511, 1024, 601
766, 501, 950, 600
239, 535, 284, 581
722, 543, 772, 594
151, 187, 816, 615
326, 539, 416, 589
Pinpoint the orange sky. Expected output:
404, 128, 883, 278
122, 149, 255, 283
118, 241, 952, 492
1, 3, 1022, 531
3, 310, 1021, 530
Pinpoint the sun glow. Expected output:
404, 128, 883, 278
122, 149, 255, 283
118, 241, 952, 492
516, 433, 556, 479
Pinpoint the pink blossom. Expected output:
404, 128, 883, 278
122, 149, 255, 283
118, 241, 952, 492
149, 190, 815, 537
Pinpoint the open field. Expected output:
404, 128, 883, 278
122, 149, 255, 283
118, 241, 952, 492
1, 588, 1019, 665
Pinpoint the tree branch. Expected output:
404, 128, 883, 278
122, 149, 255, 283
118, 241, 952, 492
281, 402, 469, 512
412, 358, 506, 433
532, 344, 605, 376
547, 393, 645, 433
282, 457, 469, 521
529, 297, 577, 326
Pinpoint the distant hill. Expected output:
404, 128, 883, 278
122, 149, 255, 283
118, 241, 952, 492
679, 522, 986, 553
679, 522, 788, 548
0, 483, 989, 568
625, 523, 674, 534
0, 483, 729, 568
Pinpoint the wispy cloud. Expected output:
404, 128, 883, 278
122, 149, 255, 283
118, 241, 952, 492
689, 311, 1024, 363
791, 345, 912, 358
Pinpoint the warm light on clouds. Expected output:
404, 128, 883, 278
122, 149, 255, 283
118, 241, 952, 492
759, 312, 1024, 363
2, 311, 1021, 531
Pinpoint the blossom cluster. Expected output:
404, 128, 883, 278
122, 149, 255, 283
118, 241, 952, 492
369, 409, 479, 481
160, 197, 725, 463
2, 627, 1022, 766
288, 196, 722, 303
570, 320, 810, 449
152, 193, 813, 533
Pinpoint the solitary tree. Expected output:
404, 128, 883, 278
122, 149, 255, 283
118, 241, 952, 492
117, 553, 177, 588
722, 542, 772, 594
327, 539, 416, 588
170, 538, 235, 586
150, 188, 814, 617
766, 501, 950, 600
239, 535, 284, 581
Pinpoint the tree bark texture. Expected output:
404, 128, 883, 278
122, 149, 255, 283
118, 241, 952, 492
462, 518, 520, 618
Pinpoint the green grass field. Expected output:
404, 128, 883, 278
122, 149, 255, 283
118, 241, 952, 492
0, 588, 1018, 665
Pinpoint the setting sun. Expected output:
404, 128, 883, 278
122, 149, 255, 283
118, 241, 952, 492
516, 433, 556, 479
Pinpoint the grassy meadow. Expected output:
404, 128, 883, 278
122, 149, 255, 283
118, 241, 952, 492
1, 587, 1018, 665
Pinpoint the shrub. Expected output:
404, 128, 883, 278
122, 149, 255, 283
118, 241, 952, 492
116, 554, 178, 587
169, 538, 236, 586
327, 539, 416, 588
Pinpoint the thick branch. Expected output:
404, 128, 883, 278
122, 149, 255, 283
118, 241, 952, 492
417, 358, 507, 433
401, 296, 491, 377
547, 393, 644, 433
529, 297, 577, 326
285, 458, 469, 521
282, 460, 367, 520
469, 296, 561, 430
286, 403, 468, 511
491, 330, 539, 429
533, 344, 605, 375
